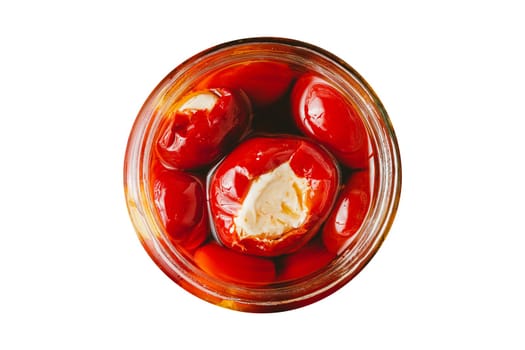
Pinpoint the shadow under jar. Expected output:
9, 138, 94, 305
124, 37, 401, 313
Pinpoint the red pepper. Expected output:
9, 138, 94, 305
197, 61, 295, 106
209, 135, 340, 257
152, 168, 208, 251
194, 243, 276, 285
277, 238, 336, 282
322, 170, 372, 254
291, 73, 372, 169
155, 88, 251, 170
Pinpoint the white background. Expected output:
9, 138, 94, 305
1, 0, 524, 348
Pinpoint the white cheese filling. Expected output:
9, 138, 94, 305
179, 91, 218, 112
234, 162, 310, 239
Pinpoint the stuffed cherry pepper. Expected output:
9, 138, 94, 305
322, 170, 372, 254
208, 135, 340, 257
155, 88, 252, 170
196, 61, 295, 106
152, 168, 209, 251
291, 73, 372, 169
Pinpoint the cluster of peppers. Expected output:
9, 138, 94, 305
150, 61, 373, 285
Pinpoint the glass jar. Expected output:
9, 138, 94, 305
124, 37, 401, 312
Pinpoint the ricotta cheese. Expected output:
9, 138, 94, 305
234, 162, 310, 239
